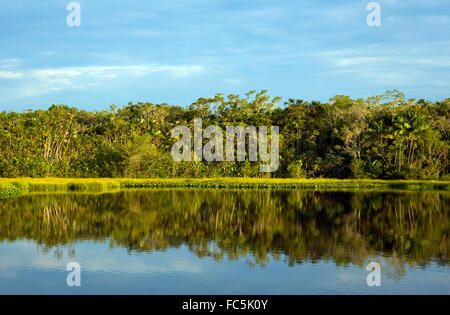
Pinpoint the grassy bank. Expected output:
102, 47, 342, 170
0, 178, 121, 198
0, 177, 449, 198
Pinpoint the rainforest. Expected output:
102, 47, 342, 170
0, 90, 448, 180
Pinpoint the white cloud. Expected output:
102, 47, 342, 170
0, 59, 22, 69
318, 43, 450, 87
0, 71, 23, 79
0, 63, 205, 99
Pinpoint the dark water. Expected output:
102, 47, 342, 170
0, 189, 448, 294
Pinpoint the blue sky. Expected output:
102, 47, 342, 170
0, 0, 449, 111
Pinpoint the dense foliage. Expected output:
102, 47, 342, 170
0, 90, 448, 179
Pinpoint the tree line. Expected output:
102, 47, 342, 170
0, 89, 448, 179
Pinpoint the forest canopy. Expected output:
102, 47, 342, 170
0, 90, 448, 179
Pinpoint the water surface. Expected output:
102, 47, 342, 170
0, 189, 448, 294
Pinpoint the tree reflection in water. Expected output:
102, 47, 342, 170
0, 189, 448, 279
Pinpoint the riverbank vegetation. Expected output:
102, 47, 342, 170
0, 178, 448, 198
0, 90, 448, 179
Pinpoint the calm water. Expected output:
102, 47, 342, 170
0, 189, 448, 294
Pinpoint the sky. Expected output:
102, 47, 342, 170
0, 0, 449, 111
